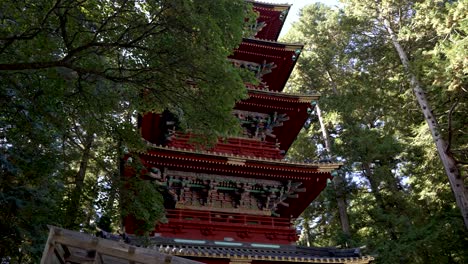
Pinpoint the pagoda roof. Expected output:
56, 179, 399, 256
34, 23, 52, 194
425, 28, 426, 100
247, 86, 320, 103
138, 144, 341, 217
238, 88, 319, 153
143, 143, 341, 173
249, 1, 291, 41
250, 0, 291, 8
126, 236, 374, 264
231, 38, 303, 92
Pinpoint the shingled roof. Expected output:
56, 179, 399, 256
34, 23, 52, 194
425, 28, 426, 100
125, 236, 374, 264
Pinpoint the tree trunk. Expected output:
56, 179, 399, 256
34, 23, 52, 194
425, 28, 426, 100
362, 163, 385, 212
105, 173, 118, 213
105, 138, 123, 216
362, 162, 399, 241
383, 18, 468, 229
117, 136, 127, 231
65, 133, 94, 228
316, 104, 331, 157
316, 103, 351, 236
326, 70, 340, 96
334, 174, 351, 236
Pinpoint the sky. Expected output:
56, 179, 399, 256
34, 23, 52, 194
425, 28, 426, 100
259, 0, 340, 37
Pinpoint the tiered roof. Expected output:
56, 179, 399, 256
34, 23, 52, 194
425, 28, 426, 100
127, 236, 374, 264
138, 144, 341, 218
127, 1, 373, 263
239, 88, 319, 153
230, 39, 302, 92
249, 1, 291, 41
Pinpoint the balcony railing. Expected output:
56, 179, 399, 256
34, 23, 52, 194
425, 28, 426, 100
167, 132, 282, 159
165, 209, 292, 229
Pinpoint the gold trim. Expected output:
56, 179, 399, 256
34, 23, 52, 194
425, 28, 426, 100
244, 38, 303, 51
175, 204, 272, 216
247, 88, 320, 102
227, 157, 246, 166
247, 0, 291, 9
144, 144, 343, 171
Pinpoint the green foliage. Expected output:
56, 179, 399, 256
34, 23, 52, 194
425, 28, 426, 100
0, 0, 254, 261
287, 127, 319, 162
121, 176, 165, 235
284, 1, 468, 263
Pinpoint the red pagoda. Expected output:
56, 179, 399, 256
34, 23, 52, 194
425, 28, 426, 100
125, 2, 373, 264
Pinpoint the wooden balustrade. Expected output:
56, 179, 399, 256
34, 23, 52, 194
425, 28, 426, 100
165, 209, 292, 229
167, 132, 282, 159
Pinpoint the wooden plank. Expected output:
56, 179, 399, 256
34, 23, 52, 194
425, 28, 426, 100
40, 228, 56, 264
43, 226, 201, 264
53, 248, 65, 264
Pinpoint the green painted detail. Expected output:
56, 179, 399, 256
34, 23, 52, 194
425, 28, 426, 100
216, 187, 236, 191
169, 179, 181, 183
214, 241, 243, 246
188, 184, 205, 188
251, 243, 281, 248
174, 239, 206, 244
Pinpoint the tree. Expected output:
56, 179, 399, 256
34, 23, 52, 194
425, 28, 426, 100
283, 2, 468, 262
344, 0, 468, 230
1, 0, 255, 261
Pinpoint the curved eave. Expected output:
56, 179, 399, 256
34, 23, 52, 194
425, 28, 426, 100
137, 145, 342, 217
247, 87, 320, 103
249, 1, 292, 41
143, 143, 342, 173
232, 39, 303, 92
156, 246, 375, 263
243, 37, 304, 51
236, 92, 312, 154
249, 0, 291, 9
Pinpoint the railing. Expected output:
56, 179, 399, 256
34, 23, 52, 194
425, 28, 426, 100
167, 132, 282, 159
165, 209, 292, 229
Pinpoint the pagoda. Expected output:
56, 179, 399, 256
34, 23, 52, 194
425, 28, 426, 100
124, 1, 373, 264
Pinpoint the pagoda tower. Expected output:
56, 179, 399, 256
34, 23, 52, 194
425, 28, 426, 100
125, 2, 373, 264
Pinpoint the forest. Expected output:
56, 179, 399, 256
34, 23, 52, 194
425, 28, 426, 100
0, 0, 467, 263
283, 1, 468, 262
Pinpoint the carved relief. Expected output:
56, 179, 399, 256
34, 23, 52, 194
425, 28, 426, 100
250, 21, 266, 37
229, 59, 277, 81
233, 110, 289, 140
149, 169, 305, 216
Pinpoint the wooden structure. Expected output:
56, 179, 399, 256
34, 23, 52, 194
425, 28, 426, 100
126, 1, 374, 263
40, 226, 202, 264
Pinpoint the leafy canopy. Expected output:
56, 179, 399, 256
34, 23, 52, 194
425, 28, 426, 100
1, 0, 255, 261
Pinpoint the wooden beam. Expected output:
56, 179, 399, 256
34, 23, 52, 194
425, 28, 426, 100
41, 226, 202, 264
40, 226, 56, 264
